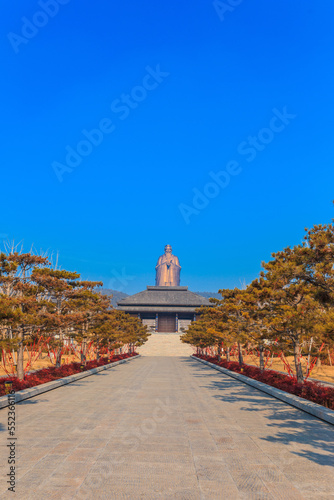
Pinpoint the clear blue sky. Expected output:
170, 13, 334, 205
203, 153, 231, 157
1, 0, 334, 294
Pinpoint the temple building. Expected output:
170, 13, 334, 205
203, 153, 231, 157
117, 245, 211, 333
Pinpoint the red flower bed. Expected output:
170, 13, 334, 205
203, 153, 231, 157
195, 354, 334, 410
0, 352, 137, 397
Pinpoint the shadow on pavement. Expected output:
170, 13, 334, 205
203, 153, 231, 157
18, 398, 47, 405
181, 357, 334, 467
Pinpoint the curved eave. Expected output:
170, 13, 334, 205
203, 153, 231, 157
118, 306, 204, 313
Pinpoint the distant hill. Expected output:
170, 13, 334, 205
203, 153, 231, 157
195, 291, 221, 300
98, 288, 129, 307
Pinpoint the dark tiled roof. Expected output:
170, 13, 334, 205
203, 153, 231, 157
117, 286, 211, 307
117, 306, 202, 313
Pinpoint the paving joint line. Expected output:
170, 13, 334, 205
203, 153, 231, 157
192, 355, 334, 426
0, 355, 141, 409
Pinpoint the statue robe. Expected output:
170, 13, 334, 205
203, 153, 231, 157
155, 252, 181, 286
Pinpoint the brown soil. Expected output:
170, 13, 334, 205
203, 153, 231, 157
0, 351, 97, 377
235, 353, 334, 384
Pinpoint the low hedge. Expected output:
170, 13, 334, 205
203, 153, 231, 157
195, 354, 334, 410
0, 352, 137, 396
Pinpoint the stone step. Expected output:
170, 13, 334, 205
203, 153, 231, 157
138, 333, 193, 357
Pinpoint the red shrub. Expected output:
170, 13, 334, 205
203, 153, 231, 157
196, 355, 334, 410
0, 352, 137, 397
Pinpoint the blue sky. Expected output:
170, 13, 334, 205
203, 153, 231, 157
1, 0, 334, 294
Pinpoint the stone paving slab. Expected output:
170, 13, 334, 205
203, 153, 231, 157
0, 356, 334, 499
193, 356, 334, 425
137, 334, 193, 356
0, 356, 140, 409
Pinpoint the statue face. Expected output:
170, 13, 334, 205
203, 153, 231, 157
165, 245, 172, 253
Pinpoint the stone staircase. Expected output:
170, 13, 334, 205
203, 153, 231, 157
137, 333, 193, 356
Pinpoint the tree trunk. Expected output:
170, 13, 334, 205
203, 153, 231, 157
81, 340, 87, 364
17, 339, 24, 381
293, 340, 304, 383
55, 347, 62, 368
259, 346, 264, 372
10, 329, 16, 365
226, 346, 230, 362
217, 343, 222, 361
238, 343, 243, 366
56, 327, 63, 368
306, 338, 313, 377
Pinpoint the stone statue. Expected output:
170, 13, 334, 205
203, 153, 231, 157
155, 245, 181, 286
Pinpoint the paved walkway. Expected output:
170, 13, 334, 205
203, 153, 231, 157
1, 356, 333, 499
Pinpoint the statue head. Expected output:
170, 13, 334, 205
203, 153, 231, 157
164, 244, 172, 254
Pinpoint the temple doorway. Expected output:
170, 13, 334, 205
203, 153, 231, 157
157, 314, 176, 333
